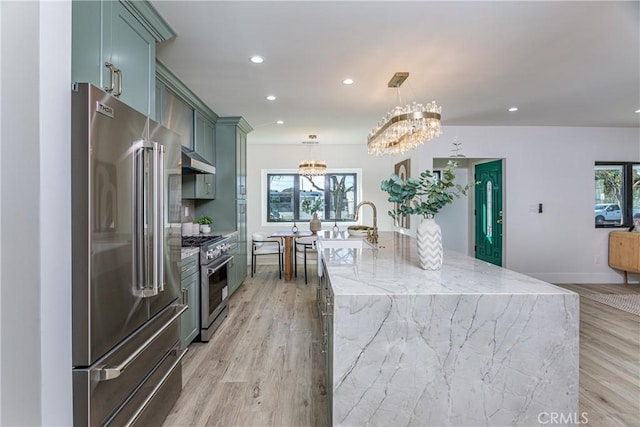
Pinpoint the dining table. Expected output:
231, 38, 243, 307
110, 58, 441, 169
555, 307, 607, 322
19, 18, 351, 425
269, 230, 313, 281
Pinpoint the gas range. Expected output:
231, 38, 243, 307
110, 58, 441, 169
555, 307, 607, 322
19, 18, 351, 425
181, 235, 232, 265
181, 233, 233, 342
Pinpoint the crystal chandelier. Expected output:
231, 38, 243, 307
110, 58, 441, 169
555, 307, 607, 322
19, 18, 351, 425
298, 160, 327, 176
367, 72, 442, 156
298, 136, 326, 176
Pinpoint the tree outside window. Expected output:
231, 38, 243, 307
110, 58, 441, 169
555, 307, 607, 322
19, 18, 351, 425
594, 162, 640, 227
267, 172, 357, 222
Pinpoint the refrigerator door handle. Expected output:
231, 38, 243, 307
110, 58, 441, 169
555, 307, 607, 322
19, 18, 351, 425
133, 141, 165, 297
97, 304, 187, 381
154, 142, 165, 293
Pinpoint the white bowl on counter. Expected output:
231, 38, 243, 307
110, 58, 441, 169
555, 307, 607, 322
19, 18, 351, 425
347, 226, 372, 237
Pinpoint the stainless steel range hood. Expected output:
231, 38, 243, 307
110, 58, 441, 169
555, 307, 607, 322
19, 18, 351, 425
181, 146, 216, 175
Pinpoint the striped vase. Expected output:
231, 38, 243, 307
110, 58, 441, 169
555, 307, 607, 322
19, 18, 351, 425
416, 215, 443, 270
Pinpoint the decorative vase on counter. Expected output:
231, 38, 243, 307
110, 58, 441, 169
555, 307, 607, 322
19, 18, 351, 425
309, 213, 322, 234
416, 215, 443, 270
200, 224, 211, 234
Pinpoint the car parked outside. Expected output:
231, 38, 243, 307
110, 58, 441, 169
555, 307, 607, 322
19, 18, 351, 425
595, 203, 640, 225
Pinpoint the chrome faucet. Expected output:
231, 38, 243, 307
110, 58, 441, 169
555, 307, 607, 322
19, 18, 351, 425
354, 201, 379, 245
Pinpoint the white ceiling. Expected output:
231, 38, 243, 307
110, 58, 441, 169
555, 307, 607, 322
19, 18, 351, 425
153, 1, 640, 145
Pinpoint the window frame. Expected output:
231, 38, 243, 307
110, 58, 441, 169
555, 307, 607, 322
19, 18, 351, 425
594, 161, 639, 228
262, 168, 362, 226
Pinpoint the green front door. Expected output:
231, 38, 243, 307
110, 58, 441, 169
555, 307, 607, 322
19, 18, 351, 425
475, 160, 503, 266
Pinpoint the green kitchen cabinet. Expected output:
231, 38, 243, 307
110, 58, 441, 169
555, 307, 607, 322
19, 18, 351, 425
180, 253, 200, 349
182, 174, 215, 200
318, 259, 334, 421
72, 0, 174, 116
194, 111, 216, 164
156, 61, 219, 150
226, 233, 241, 296
182, 111, 216, 200
212, 117, 253, 292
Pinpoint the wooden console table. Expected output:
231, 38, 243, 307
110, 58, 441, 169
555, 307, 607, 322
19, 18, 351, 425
609, 231, 640, 285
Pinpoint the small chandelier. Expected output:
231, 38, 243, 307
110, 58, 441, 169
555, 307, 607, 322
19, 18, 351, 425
298, 135, 326, 176
367, 72, 442, 156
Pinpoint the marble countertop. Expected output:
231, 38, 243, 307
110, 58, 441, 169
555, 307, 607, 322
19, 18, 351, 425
321, 231, 579, 426
319, 231, 574, 296
181, 247, 199, 260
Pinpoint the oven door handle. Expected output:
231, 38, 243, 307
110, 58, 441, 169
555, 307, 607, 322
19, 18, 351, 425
207, 256, 233, 275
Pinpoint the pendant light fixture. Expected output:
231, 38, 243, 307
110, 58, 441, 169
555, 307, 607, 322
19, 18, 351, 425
367, 72, 442, 156
298, 135, 327, 176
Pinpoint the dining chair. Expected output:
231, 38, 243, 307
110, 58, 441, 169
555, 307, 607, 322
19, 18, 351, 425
294, 235, 318, 285
251, 232, 284, 279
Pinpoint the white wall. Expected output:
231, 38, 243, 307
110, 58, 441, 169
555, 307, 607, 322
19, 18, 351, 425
1, 1, 72, 425
39, 1, 72, 425
421, 126, 640, 283
247, 143, 412, 238
247, 126, 639, 284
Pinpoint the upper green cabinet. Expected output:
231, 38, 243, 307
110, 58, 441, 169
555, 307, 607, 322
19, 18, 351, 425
72, 0, 175, 116
157, 82, 195, 149
194, 111, 215, 164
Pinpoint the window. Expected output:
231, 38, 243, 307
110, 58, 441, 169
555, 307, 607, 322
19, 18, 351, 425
594, 162, 640, 227
267, 172, 358, 223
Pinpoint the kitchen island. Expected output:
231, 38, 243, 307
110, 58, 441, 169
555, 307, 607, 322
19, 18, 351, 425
317, 231, 579, 426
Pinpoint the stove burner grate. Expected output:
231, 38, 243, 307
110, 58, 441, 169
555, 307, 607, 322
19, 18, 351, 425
182, 235, 224, 247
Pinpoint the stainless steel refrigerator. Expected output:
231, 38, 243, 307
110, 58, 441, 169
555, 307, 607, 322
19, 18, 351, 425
71, 83, 186, 426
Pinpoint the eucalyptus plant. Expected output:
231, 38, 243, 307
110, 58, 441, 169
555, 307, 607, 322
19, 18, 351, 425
380, 160, 472, 221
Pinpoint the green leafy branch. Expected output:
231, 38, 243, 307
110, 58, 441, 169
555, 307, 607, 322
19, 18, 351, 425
301, 197, 323, 215
380, 160, 473, 220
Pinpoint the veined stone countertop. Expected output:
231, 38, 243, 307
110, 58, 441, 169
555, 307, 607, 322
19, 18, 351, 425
319, 231, 575, 296
318, 231, 579, 427
180, 247, 199, 260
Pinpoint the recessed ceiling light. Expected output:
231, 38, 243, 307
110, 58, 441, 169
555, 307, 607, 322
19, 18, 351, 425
508, 107, 519, 112
276, 120, 284, 125
266, 95, 276, 101
250, 56, 264, 64
635, 109, 640, 113
342, 78, 354, 85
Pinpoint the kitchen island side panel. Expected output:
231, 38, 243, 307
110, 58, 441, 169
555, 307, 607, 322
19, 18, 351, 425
319, 232, 579, 427
332, 292, 579, 426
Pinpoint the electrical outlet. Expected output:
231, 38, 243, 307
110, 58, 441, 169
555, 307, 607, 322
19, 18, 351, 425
594, 255, 600, 265
185, 206, 189, 217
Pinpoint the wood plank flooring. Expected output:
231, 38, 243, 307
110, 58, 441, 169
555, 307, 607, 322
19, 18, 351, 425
163, 271, 639, 427
557, 284, 640, 426
163, 266, 328, 427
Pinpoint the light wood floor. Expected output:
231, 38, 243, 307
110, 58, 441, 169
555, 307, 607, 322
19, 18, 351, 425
163, 266, 328, 427
163, 271, 639, 427
557, 283, 640, 426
